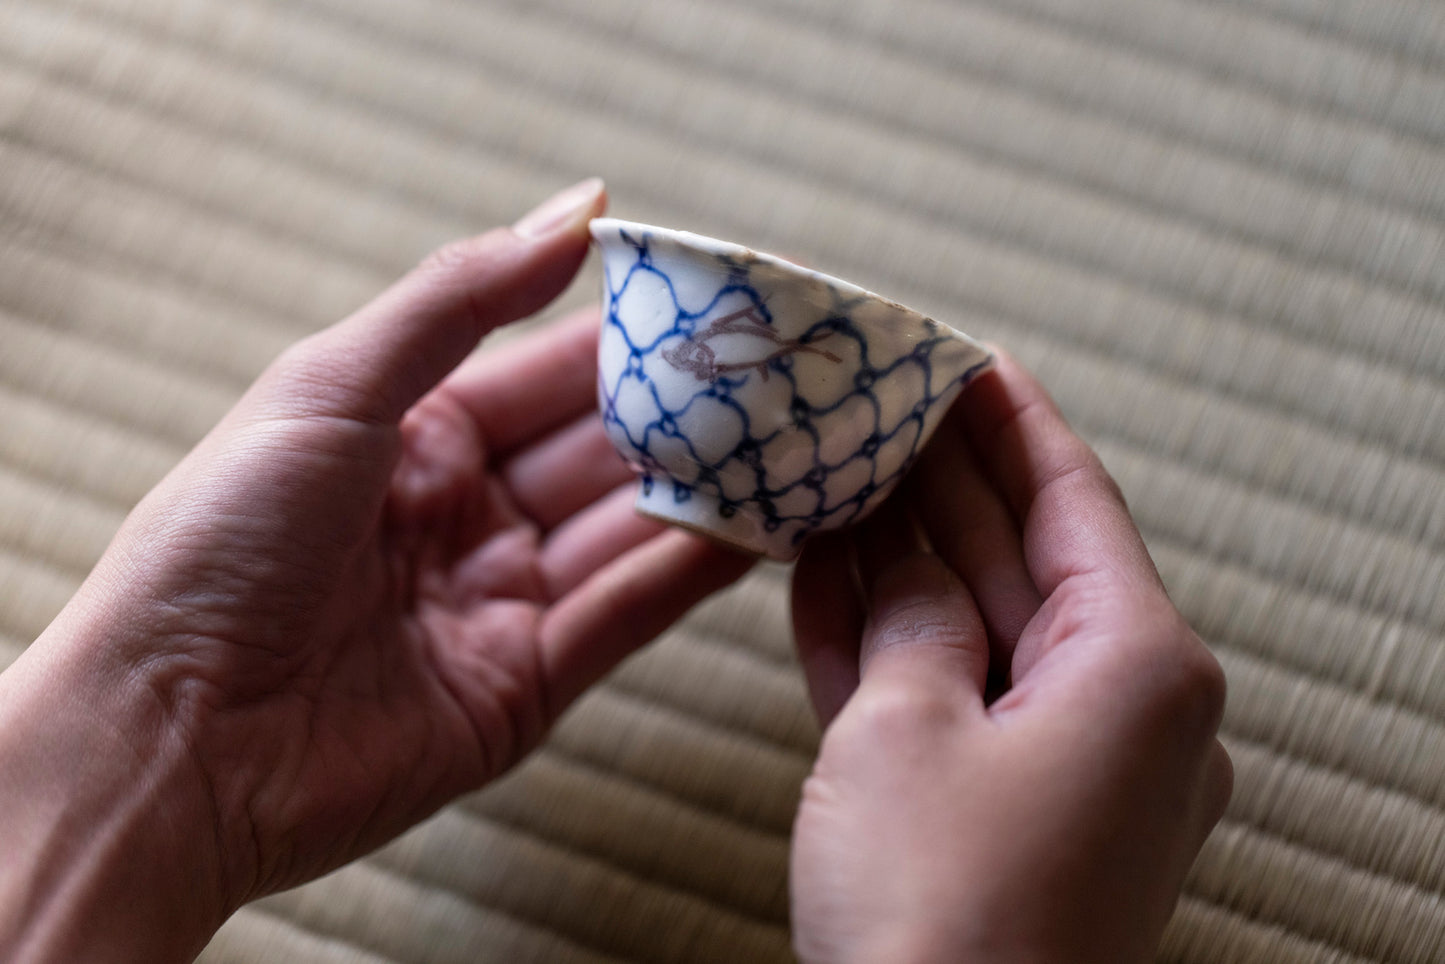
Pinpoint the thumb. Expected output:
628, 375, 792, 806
851, 497, 991, 710
247, 177, 606, 426
91, 179, 606, 601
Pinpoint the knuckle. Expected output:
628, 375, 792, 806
842, 679, 961, 745
1206, 740, 1235, 823
261, 337, 348, 410
265, 334, 311, 374
1006, 395, 1117, 496
269, 335, 327, 382
1135, 619, 1228, 742
1027, 421, 1127, 507
253, 334, 392, 425
418, 236, 482, 278
1187, 642, 1230, 733
1093, 593, 1227, 744
1095, 458, 1130, 511
1067, 446, 1128, 510
416, 231, 506, 284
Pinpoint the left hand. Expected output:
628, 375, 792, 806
0, 179, 753, 962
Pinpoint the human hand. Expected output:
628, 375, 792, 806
789, 352, 1231, 963
0, 179, 753, 962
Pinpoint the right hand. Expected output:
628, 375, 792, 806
788, 351, 1232, 963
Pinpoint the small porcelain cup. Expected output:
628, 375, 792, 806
591, 218, 992, 560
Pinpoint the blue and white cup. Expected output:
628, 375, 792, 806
591, 218, 993, 560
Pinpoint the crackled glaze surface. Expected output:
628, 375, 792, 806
592, 218, 992, 559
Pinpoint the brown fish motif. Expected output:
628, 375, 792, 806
662, 307, 841, 382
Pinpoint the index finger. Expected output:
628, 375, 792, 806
438, 308, 601, 457
962, 350, 1164, 600
249, 179, 606, 427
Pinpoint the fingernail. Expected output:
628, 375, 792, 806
513, 177, 606, 239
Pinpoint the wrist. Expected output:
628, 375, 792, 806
0, 634, 232, 963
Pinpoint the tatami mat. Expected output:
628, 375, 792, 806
3, 0, 1443, 960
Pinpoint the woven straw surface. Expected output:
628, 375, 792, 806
3, 0, 1444, 961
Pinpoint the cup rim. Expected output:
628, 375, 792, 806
589, 217, 928, 321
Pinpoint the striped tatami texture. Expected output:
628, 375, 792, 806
3, 1, 1444, 961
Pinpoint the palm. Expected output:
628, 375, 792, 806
117, 311, 750, 902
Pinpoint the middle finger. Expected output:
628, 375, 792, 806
914, 404, 1043, 669
501, 413, 634, 530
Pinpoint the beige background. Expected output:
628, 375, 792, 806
2, 0, 1444, 960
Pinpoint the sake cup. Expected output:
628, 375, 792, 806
591, 217, 992, 560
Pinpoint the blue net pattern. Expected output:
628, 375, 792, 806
598, 226, 991, 552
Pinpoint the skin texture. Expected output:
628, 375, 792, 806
0, 180, 753, 962
0, 177, 1229, 963
790, 354, 1232, 963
